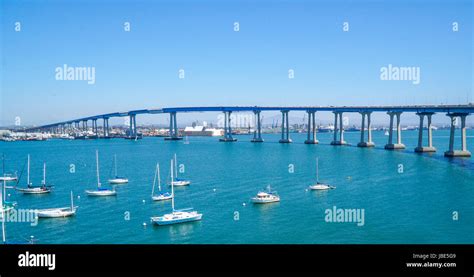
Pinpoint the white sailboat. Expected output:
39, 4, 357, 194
251, 185, 280, 204
86, 150, 117, 196
36, 191, 78, 218
151, 163, 173, 201
309, 158, 335, 190
16, 156, 52, 194
108, 154, 128, 184
150, 159, 202, 225
170, 153, 190, 186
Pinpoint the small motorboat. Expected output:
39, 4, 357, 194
251, 186, 280, 204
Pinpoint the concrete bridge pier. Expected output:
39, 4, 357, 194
103, 118, 110, 138
92, 119, 99, 136
444, 113, 471, 157
279, 110, 292, 143
385, 112, 405, 150
251, 110, 264, 143
165, 112, 182, 140
358, 112, 375, 147
82, 120, 88, 132
414, 112, 436, 153
127, 114, 138, 139
220, 111, 237, 142
331, 112, 346, 145
304, 111, 318, 144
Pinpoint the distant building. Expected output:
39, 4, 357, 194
184, 126, 223, 137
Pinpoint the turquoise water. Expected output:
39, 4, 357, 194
1, 130, 473, 244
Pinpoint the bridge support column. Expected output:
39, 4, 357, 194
279, 110, 292, 143
331, 112, 346, 145
220, 111, 237, 142
385, 112, 405, 150
444, 113, 471, 157
414, 112, 436, 153
251, 111, 264, 142
83, 120, 88, 132
304, 111, 318, 144
103, 118, 110, 138
358, 112, 375, 147
92, 119, 99, 136
164, 112, 182, 140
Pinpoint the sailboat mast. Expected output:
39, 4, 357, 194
157, 163, 161, 192
70, 191, 74, 211
96, 150, 101, 188
42, 162, 46, 185
170, 159, 174, 212
151, 163, 158, 196
114, 155, 117, 177
174, 154, 178, 178
316, 157, 319, 182
27, 154, 30, 186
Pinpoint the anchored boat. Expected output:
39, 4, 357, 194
308, 158, 335, 191
251, 185, 280, 204
108, 154, 128, 184
86, 150, 117, 196
151, 159, 202, 225
170, 154, 190, 186
16, 155, 52, 194
151, 163, 173, 201
36, 191, 77, 218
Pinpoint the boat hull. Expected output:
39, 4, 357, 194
309, 184, 335, 190
108, 178, 129, 184
251, 198, 280, 204
152, 194, 173, 201
16, 187, 51, 194
170, 180, 190, 186
85, 190, 117, 196
36, 208, 77, 218
151, 212, 202, 225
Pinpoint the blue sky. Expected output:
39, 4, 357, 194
0, 0, 472, 126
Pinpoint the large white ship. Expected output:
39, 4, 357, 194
184, 125, 224, 137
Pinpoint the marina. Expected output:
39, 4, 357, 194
0, 129, 472, 244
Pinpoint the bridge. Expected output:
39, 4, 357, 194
24, 105, 474, 158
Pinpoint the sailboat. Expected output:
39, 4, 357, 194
308, 158, 335, 190
85, 150, 117, 196
36, 191, 78, 218
108, 155, 128, 184
16, 156, 52, 194
151, 163, 173, 201
170, 154, 190, 186
0, 154, 17, 182
150, 159, 202, 225
251, 185, 280, 204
